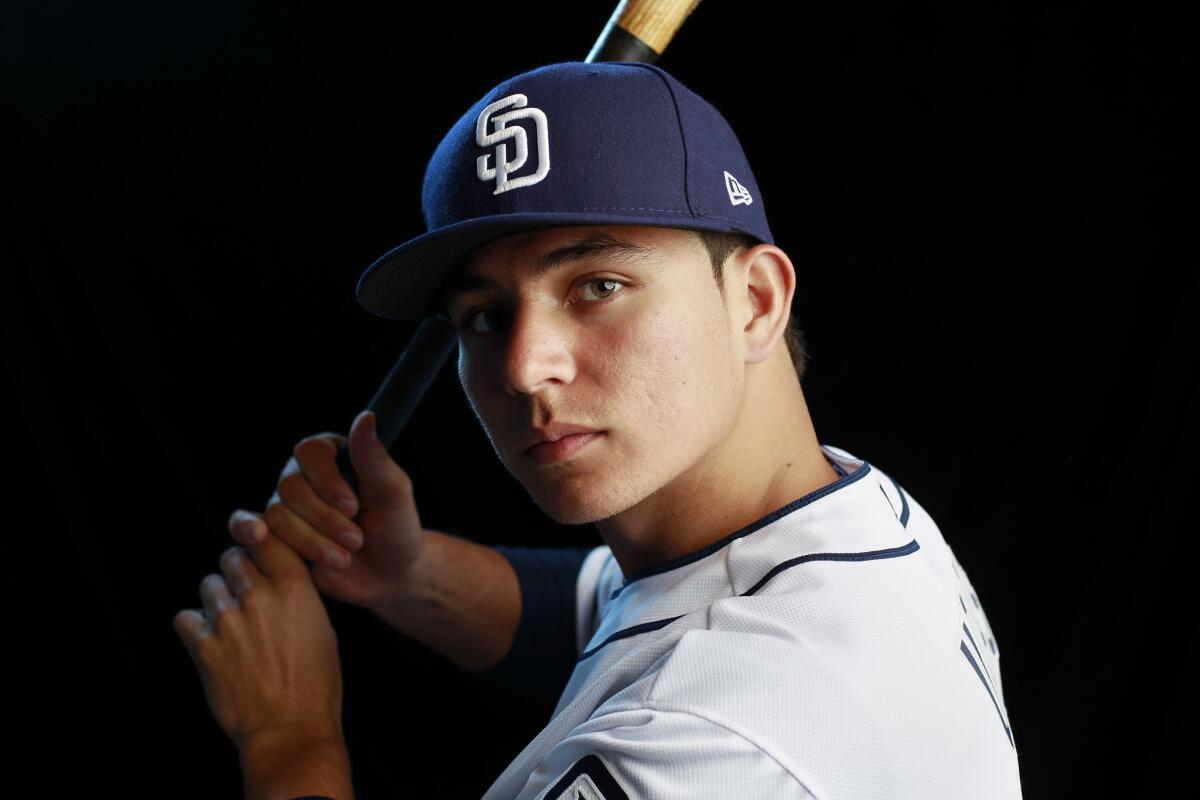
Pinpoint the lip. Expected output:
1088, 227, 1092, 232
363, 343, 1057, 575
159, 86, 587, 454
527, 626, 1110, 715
526, 431, 604, 465
523, 421, 605, 454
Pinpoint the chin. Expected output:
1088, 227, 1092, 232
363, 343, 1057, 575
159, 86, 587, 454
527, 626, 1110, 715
524, 475, 634, 527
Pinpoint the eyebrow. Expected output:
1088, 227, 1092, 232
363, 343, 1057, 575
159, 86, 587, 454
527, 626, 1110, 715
438, 232, 656, 314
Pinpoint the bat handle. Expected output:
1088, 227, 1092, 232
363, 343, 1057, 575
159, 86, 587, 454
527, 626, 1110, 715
335, 316, 459, 494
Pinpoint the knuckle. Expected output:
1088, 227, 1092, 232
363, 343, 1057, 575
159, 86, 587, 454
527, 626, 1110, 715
391, 467, 414, 495
294, 434, 335, 460
263, 500, 288, 531
239, 585, 266, 613
227, 509, 257, 538
219, 546, 245, 571
199, 573, 226, 595
277, 471, 309, 502
172, 609, 192, 635
194, 635, 217, 665
212, 606, 238, 634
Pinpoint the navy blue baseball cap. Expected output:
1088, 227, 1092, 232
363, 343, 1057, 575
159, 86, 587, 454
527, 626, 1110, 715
355, 60, 775, 321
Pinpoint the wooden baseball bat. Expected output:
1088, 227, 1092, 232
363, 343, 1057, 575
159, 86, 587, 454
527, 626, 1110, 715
334, 0, 703, 492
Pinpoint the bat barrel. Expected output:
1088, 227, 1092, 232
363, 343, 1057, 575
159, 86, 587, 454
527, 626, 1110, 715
588, 0, 701, 63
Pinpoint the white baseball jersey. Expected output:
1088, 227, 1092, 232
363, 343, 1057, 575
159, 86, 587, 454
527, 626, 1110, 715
480, 444, 1022, 799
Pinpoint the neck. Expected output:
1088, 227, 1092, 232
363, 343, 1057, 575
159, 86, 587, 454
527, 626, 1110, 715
595, 364, 841, 579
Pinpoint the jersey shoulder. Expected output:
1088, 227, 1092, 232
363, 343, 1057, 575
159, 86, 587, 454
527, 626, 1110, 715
624, 471, 1020, 797
524, 704, 817, 800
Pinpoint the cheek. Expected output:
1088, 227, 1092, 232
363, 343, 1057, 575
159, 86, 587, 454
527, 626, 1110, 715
595, 300, 732, 443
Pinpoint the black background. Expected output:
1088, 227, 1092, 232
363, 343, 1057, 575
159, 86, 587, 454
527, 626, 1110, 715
5, 0, 1193, 796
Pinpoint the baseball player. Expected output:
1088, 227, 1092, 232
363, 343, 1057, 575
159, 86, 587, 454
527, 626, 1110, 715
174, 61, 1022, 799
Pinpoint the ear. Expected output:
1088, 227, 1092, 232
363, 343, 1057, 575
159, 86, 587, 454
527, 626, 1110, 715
731, 243, 797, 365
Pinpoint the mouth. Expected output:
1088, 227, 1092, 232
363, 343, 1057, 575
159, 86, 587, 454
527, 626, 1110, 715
525, 431, 605, 465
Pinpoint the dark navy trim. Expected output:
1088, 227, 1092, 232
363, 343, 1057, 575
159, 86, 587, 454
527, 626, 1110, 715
579, 614, 686, 661
961, 640, 1014, 748
473, 545, 594, 704
962, 622, 998, 693
743, 539, 920, 596
544, 753, 630, 799
882, 472, 910, 527
878, 484, 898, 517
609, 460, 873, 601
580, 538, 920, 662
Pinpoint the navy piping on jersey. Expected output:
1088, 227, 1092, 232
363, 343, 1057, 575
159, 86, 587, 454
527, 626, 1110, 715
578, 615, 687, 660
883, 471, 911, 527
961, 639, 1015, 748
962, 622, 1001, 706
578, 537, 921, 662
608, 459, 873, 601
742, 538, 920, 596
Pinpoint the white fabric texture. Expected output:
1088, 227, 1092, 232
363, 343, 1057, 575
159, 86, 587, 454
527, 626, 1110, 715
482, 445, 1022, 800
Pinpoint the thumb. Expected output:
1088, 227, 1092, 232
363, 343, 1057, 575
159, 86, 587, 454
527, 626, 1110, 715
346, 410, 412, 509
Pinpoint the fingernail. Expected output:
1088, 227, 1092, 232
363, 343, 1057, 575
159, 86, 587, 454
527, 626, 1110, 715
326, 548, 349, 570
337, 530, 362, 551
337, 498, 357, 517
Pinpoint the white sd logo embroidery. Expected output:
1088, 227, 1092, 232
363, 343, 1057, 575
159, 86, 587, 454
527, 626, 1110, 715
476, 93, 550, 195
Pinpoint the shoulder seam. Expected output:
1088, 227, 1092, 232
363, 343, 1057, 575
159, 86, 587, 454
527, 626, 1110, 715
637, 701, 823, 798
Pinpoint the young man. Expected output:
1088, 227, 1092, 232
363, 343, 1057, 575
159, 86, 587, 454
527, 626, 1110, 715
174, 61, 1023, 798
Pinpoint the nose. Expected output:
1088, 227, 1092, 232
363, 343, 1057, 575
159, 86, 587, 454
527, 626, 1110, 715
502, 301, 576, 396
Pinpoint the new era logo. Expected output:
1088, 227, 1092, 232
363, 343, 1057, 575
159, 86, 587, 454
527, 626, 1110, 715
724, 170, 753, 206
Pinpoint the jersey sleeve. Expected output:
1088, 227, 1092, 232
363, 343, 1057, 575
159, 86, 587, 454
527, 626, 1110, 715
472, 545, 606, 705
514, 705, 816, 800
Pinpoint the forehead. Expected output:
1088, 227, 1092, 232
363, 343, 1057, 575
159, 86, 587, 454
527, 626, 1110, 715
437, 225, 699, 311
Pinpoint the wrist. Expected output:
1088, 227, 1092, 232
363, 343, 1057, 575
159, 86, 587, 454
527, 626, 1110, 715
238, 727, 352, 800
368, 529, 440, 627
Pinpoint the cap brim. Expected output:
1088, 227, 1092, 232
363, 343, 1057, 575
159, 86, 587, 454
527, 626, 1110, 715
355, 211, 744, 321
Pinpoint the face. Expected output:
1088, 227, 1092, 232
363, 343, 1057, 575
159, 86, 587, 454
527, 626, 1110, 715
441, 224, 746, 526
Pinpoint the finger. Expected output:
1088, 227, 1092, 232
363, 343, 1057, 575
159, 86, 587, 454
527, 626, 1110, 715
244, 518, 320, 582
199, 573, 238, 625
228, 509, 267, 546
262, 492, 354, 571
172, 608, 209, 657
347, 409, 414, 509
292, 433, 359, 519
273, 461, 364, 552
219, 545, 263, 600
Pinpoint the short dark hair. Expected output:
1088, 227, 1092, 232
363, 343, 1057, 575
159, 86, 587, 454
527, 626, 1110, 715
693, 229, 810, 383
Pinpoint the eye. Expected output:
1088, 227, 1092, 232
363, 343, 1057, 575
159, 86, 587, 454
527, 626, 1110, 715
578, 277, 626, 302
457, 278, 629, 337
460, 307, 504, 336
